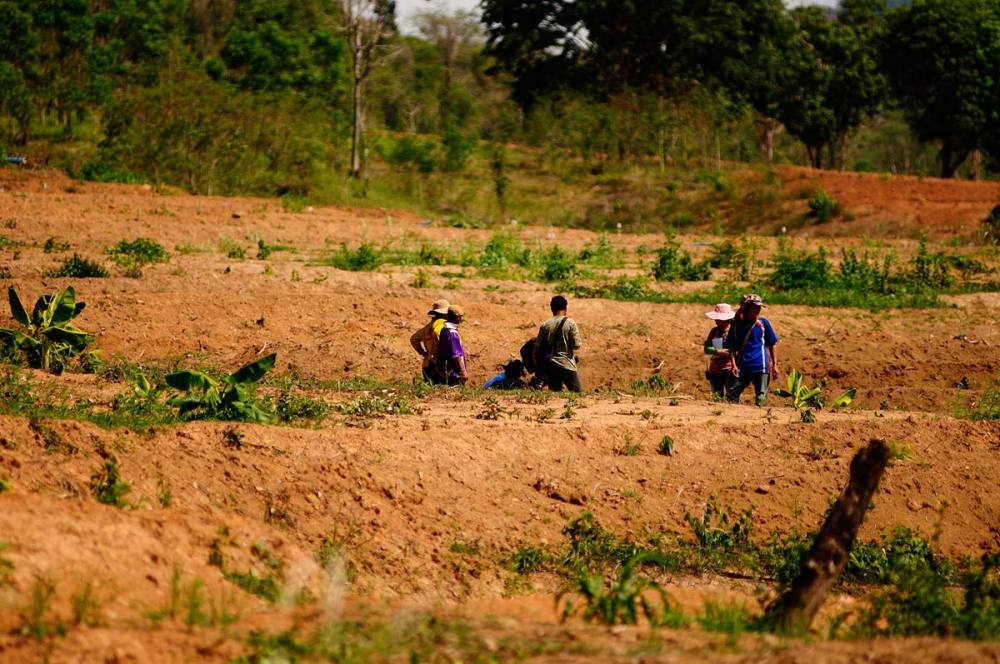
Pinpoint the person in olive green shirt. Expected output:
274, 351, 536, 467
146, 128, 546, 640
533, 295, 582, 392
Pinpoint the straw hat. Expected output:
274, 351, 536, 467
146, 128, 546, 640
427, 299, 450, 316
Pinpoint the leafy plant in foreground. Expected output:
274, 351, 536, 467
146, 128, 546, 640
165, 354, 276, 422
558, 553, 684, 627
0, 286, 95, 373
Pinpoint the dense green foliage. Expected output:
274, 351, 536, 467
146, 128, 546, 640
0, 0, 998, 213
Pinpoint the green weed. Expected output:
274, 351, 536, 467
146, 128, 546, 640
89, 445, 131, 507
807, 189, 841, 222
45, 254, 109, 278
107, 238, 169, 267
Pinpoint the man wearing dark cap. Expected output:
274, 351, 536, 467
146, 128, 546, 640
533, 295, 582, 392
410, 298, 449, 384
724, 293, 779, 405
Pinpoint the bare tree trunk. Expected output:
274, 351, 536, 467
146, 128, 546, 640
765, 439, 891, 634
350, 70, 364, 179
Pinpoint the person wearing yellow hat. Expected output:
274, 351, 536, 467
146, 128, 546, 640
410, 298, 450, 384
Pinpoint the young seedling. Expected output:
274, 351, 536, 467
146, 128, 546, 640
775, 369, 855, 423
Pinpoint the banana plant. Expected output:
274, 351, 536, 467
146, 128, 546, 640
775, 369, 856, 423
0, 286, 94, 373
165, 353, 276, 423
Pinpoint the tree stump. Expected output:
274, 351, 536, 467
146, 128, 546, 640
765, 438, 891, 633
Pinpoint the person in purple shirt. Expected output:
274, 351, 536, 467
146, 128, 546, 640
437, 305, 469, 385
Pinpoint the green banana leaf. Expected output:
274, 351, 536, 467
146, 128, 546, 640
228, 353, 276, 385
7, 287, 29, 326
165, 369, 218, 393
45, 325, 92, 349
831, 388, 856, 408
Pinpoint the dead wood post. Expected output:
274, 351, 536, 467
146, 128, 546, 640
765, 438, 891, 633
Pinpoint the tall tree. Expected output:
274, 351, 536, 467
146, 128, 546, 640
774, 6, 887, 169
0, 1, 39, 143
883, 0, 1000, 178
413, 7, 481, 128
340, 0, 395, 179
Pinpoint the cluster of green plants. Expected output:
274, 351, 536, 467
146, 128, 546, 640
44, 255, 109, 279
651, 240, 710, 282
807, 189, 841, 222
0, 287, 99, 374
106, 238, 169, 276
335, 392, 417, 420
505, 503, 1000, 638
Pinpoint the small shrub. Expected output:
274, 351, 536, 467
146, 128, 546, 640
89, 447, 130, 508
807, 189, 840, 222
107, 238, 169, 267
613, 432, 642, 457
538, 246, 575, 282
658, 435, 674, 456
411, 269, 432, 289
336, 393, 415, 419
326, 243, 383, 272
651, 242, 709, 281
42, 237, 70, 253
506, 546, 548, 574
45, 254, 108, 278
558, 553, 682, 627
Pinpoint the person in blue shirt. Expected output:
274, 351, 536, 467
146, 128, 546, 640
723, 294, 779, 406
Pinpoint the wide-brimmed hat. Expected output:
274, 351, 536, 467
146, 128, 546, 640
740, 293, 767, 308
705, 303, 736, 320
448, 304, 465, 318
427, 299, 450, 316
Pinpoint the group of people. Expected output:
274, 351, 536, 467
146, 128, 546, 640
409, 295, 583, 393
410, 292, 778, 405
703, 294, 779, 405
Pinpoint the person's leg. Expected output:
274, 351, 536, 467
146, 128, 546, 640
727, 374, 750, 403
547, 367, 565, 392
752, 373, 770, 406
563, 367, 582, 393
707, 372, 727, 399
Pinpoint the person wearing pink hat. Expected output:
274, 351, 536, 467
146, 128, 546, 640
703, 303, 736, 399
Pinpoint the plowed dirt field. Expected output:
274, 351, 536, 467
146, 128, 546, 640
0, 167, 998, 662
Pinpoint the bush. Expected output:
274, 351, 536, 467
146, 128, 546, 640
107, 238, 169, 267
652, 242, 710, 281
768, 245, 831, 291
45, 254, 108, 278
326, 243, 383, 272
807, 190, 840, 222
538, 246, 575, 282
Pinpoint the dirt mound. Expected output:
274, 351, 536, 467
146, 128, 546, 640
776, 167, 1000, 239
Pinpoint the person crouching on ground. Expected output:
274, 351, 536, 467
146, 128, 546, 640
438, 305, 469, 385
533, 295, 582, 393
703, 303, 736, 400
724, 294, 779, 406
410, 298, 450, 384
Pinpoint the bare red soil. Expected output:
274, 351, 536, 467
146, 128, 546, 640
0, 169, 998, 661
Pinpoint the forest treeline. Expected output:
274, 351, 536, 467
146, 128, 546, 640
0, 0, 998, 206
